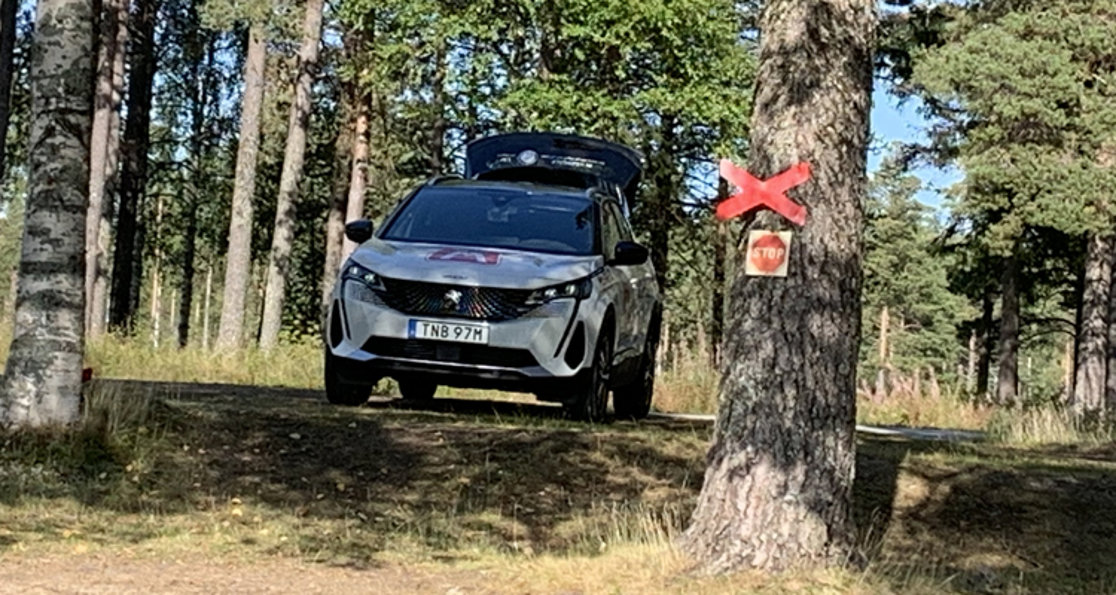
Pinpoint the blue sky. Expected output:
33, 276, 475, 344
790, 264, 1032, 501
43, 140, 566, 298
868, 86, 961, 211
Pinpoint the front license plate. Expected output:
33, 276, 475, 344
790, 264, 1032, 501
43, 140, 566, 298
408, 320, 489, 345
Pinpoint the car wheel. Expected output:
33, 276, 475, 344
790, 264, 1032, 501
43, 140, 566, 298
613, 333, 655, 420
324, 348, 373, 406
398, 378, 437, 401
564, 331, 611, 422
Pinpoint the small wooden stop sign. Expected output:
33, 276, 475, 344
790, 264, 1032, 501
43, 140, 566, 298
744, 230, 792, 277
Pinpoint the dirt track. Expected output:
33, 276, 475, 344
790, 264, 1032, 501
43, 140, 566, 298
0, 554, 492, 595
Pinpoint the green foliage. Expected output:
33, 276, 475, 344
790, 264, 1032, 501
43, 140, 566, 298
861, 154, 971, 382
913, 0, 1116, 250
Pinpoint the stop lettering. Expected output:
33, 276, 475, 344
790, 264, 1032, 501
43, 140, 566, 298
749, 233, 787, 274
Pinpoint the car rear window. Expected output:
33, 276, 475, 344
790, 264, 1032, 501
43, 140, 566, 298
381, 186, 596, 256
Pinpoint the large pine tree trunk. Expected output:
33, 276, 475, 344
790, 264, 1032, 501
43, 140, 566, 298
341, 93, 371, 262
85, 0, 127, 338
258, 0, 325, 349
996, 249, 1021, 406
681, 0, 875, 573
1072, 232, 1112, 415
0, 0, 93, 428
215, 25, 266, 351
108, 0, 156, 332
0, 0, 19, 179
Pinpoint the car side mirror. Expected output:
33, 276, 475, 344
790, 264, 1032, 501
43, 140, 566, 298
612, 241, 649, 266
345, 219, 374, 244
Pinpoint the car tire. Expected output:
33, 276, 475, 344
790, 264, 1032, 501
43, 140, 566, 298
613, 333, 656, 420
398, 378, 437, 401
564, 331, 612, 422
324, 348, 373, 406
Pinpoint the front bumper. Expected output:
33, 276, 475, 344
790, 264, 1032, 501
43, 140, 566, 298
326, 281, 602, 393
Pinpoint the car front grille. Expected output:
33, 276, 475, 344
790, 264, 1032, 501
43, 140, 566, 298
376, 277, 535, 322
363, 338, 540, 368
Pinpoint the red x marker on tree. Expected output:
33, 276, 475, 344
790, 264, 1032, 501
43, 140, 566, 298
715, 159, 810, 226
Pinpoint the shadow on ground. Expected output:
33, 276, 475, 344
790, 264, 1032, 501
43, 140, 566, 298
3, 380, 1116, 592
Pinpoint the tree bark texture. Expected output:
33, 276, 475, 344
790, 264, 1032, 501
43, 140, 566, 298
681, 0, 875, 574
0, 0, 19, 179
321, 93, 353, 313
1, 0, 93, 428
646, 121, 677, 292
976, 288, 994, 399
996, 249, 1021, 406
1104, 237, 1116, 411
341, 92, 371, 262
429, 41, 447, 176
177, 25, 210, 348
1072, 232, 1112, 415
710, 180, 728, 367
875, 305, 889, 399
967, 329, 977, 393
85, 0, 127, 338
258, 0, 324, 349
108, 0, 156, 332
215, 25, 266, 351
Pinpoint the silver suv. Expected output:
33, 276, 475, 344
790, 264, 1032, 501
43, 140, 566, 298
324, 133, 661, 420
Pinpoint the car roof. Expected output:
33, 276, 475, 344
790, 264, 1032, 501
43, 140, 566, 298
419, 178, 611, 202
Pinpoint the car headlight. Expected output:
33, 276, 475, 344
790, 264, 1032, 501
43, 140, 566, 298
341, 262, 385, 303
526, 278, 592, 305
342, 261, 384, 289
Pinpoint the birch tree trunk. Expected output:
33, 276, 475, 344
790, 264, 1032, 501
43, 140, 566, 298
259, 0, 325, 349
1, 0, 93, 428
215, 25, 266, 351
108, 0, 156, 332
1072, 232, 1112, 415
681, 0, 875, 573
85, 0, 127, 338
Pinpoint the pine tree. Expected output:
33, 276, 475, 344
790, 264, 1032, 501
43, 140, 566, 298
109, 0, 158, 332
259, 0, 326, 349
215, 24, 267, 351
681, 0, 875, 572
85, 0, 128, 338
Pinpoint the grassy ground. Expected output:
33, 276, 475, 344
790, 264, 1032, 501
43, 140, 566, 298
3, 382, 1116, 593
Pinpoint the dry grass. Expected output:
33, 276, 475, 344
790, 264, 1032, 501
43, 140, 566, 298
653, 358, 720, 415
4, 381, 1116, 593
987, 407, 1115, 446
857, 390, 997, 431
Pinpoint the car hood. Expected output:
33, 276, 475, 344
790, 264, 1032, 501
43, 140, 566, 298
348, 239, 603, 290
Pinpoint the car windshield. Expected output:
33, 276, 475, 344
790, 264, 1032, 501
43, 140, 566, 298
381, 186, 596, 256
